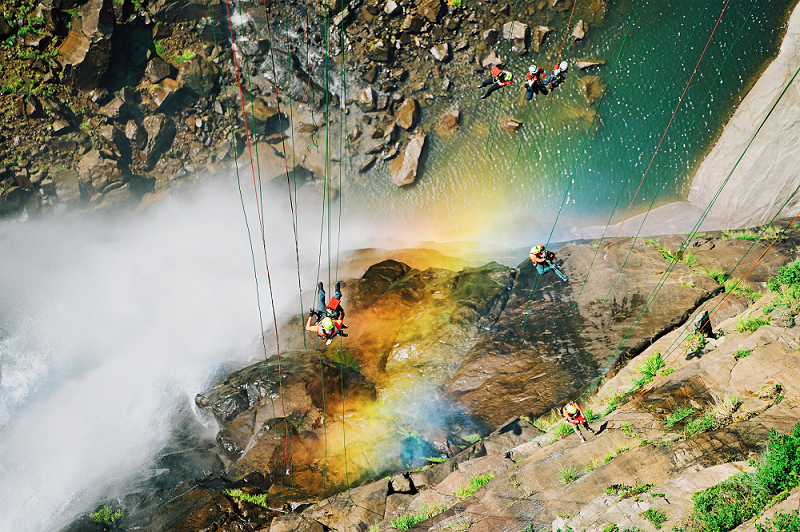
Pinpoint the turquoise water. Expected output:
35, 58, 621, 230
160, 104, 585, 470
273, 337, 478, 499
343, 0, 797, 245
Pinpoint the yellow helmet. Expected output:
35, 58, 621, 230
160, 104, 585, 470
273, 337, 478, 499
320, 317, 335, 332
530, 245, 544, 255
565, 403, 578, 414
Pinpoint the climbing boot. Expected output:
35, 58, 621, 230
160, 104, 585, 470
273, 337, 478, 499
318, 281, 324, 292
340, 332, 348, 337
335, 281, 341, 293
587, 426, 596, 434
580, 436, 586, 443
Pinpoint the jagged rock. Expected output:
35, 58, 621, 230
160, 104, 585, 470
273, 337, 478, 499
366, 39, 390, 61
89, 88, 111, 104
57, 0, 115, 90
383, 123, 397, 143
125, 120, 146, 150
481, 50, 502, 68
366, 142, 384, 154
23, 32, 50, 49
77, 149, 132, 200
51, 119, 71, 135
52, 168, 83, 205
99, 125, 131, 161
382, 147, 398, 160
359, 154, 376, 172
418, 0, 443, 22
576, 59, 605, 69
150, 78, 183, 108
354, 87, 376, 112
385, 0, 402, 15
483, 28, 498, 44
150, 0, 224, 22
503, 20, 527, 40
533, 25, 551, 52
500, 116, 523, 132
0, 15, 15, 39
390, 132, 425, 186
395, 98, 419, 130
0, 186, 24, 213
348, 126, 362, 142
98, 97, 126, 119
177, 55, 218, 97
435, 108, 460, 135
572, 19, 587, 41
402, 13, 424, 33
243, 98, 279, 128
363, 64, 378, 83
142, 114, 176, 168
430, 43, 451, 62
145, 57, 172, 83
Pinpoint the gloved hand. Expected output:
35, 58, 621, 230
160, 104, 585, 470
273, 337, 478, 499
309, 308, 318, 319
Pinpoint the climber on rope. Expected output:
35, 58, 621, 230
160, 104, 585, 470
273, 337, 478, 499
545, 61, 569, 90
561, 401, 595, 443
529, 245, 568, 282
525, 65, 548, 100
478, 65, 513, 99
306, 281, 348, 346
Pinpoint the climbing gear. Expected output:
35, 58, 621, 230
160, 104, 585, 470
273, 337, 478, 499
566, 403, 578, 415
531, 245, 544, 255
529, 65, 537, 74
560, 61, 568, 71
318, 281, 324, 292
335, 281, 341, 293
320, 316, 335, 333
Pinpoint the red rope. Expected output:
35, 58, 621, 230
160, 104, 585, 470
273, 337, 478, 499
556, 0, 579, 65
604, 0, 731, 260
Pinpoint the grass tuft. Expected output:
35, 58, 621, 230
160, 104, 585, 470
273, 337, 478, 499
558, 464, 580, 484
454, 473, 495, 499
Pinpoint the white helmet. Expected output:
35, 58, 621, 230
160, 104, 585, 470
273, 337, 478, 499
529, 65, 537, 74
559, 61, 568, 71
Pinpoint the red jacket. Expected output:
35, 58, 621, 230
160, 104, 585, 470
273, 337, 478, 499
490, 66, 513, 87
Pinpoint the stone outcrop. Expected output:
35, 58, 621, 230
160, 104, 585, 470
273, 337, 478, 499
57, 0, 114, 90
142, 114, 176, 168
435, 108, 460, 135
390, 132, 426, 186
395, 98, 419, 130
177, 55, 218, 98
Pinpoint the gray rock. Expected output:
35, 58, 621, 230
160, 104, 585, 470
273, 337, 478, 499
430, 43, 450, 62
52, 168, 83, 205
366, 39, 390, 62
575, 59, 605, 69
177, 55, 218, 97
98, 97, 126, 119
481, 50, 502, 68
150, 0, 223, 23
503, 20, 527, 40
142, 114, 176, 168
390, 132, 426, 186
359, 154, 376, 173
384, 0, 402, 15
99, 125, 131, 161
572, 19, 587, 41
354, 87, 376, 112
145, 57, 172, 83
483, 28, 498, 44
402, 14, 424, 33
57, 0, 115, 90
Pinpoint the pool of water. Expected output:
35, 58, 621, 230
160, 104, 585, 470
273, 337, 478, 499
340, 0, 797, 245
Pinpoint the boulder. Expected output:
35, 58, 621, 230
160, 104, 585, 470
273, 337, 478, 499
243, 98, 279, 129
572, 19, 587, 41
578, 75, 605, 103
99, 125, 132, 161
576, 59, 605, 69
430, 43, 451, 62
418, 0, 443, 22
354, 87, 376, 112
384, 0, 402, 15
366, 39, 390, 62
97, 96, 126, 120
52, 168, 83, 205
481, 50, 502, 68
502, 20, 527, 40
500, 116, 523, 132
0, 15, 15, 39
177, 55, 219, 97
402, 14, 424, 33
395, 98, 419, 130
145, 57, 172, 83
142, 114, 176, 168
57, 0, 115, 90
150, 78, 183, 108
483, 28, 498, 45
435, 108, 460, 135
532, 25, 551, 52
359, 154, 376, 172
125, 120, 147, 150
77, 149, 132, 200
390, 132, 426, 186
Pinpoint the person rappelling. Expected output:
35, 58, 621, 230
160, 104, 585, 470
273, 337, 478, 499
545, 61, 569, 90
525, 65, 548, 100
306, 281, 348, 345
529, 245, 568, 282
478, 65, 514, 99
561, 401, 595, 443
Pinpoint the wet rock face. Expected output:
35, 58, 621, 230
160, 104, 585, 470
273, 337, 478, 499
150, 0, 224, 22
57, 0, 115, 90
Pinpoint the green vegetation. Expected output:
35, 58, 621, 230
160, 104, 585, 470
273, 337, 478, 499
603, 525, 620, 532
604, 452, 614, 463
226, 488, 268, 508
722, 225, 785, 242
605, 482, 655, 499
661, 368, 675, 377
173, 50, 196, 63
557, 465, 579, 484
620, 422, 635, 437
663, 406, 695, 430
734, 315, 769, 333
153, 39, 167, 58
722, 277, 762, 302
368, 523, 382, 532
684, 395, 739, 437
550, 421, 574, 443
391, 505, 447, 530
642, 509, 667, 529
691, 423, 800, 532
426, 456, 447, 463
447, 0, 463, 7
733, 347, 754, 359
584, 457, 601, 473
463, 434, 481, 444
89, 506, 123, 525
636, 351, 666, 386
455, 472, 496, 498
330, 348, 359, 370
755, 510, 800, 532
767, 258, 800, 292
646, 239, 679, 262
532, 409, 562, 432
695, 266, 727, 284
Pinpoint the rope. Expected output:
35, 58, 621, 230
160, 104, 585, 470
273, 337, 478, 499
520, 0, 644, 332
603, 0, 731, 259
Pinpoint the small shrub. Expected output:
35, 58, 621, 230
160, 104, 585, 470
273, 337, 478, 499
550, 421, 574, 443
426, 456, 447, 463
768, 259, 800, 291
683, 252, 699, 268
226, 489, 268, 508
533, 409, 562, 432
734, 315, 769, 333
695, 266, 727, 284
463, 434, 481, 444
692, 473, 770, 532
755, 510, 800, 532
664, 406, 695, 430
603, 525, 620, 532
710, 394, 741, 421
637, 351, 666, 385
685, 411, 720, 437
642, 508, 667, 529
620, 422, 635, 437
733, 348, 754, 359
723, 277, 762, 301
604, 452, 614, 463
615, 444, 631, 456
558, 464, 579, 484
90, 506, 123, 525
661, 368, 675, 377
455, 472, 495, 499
584, 457, 601, 472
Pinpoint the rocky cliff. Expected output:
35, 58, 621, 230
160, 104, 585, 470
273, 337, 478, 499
60, 223, 800, 532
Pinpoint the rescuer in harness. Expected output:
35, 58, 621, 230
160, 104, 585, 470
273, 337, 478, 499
525, 64, 548, 100
561, 401, 595, 443
306, 281, 348, 345
478, 65, 514, 99
545, 61, 569, 90
529, 245, 568, 282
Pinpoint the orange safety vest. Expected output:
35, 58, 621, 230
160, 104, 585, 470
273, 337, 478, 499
490, 66, 513, 87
